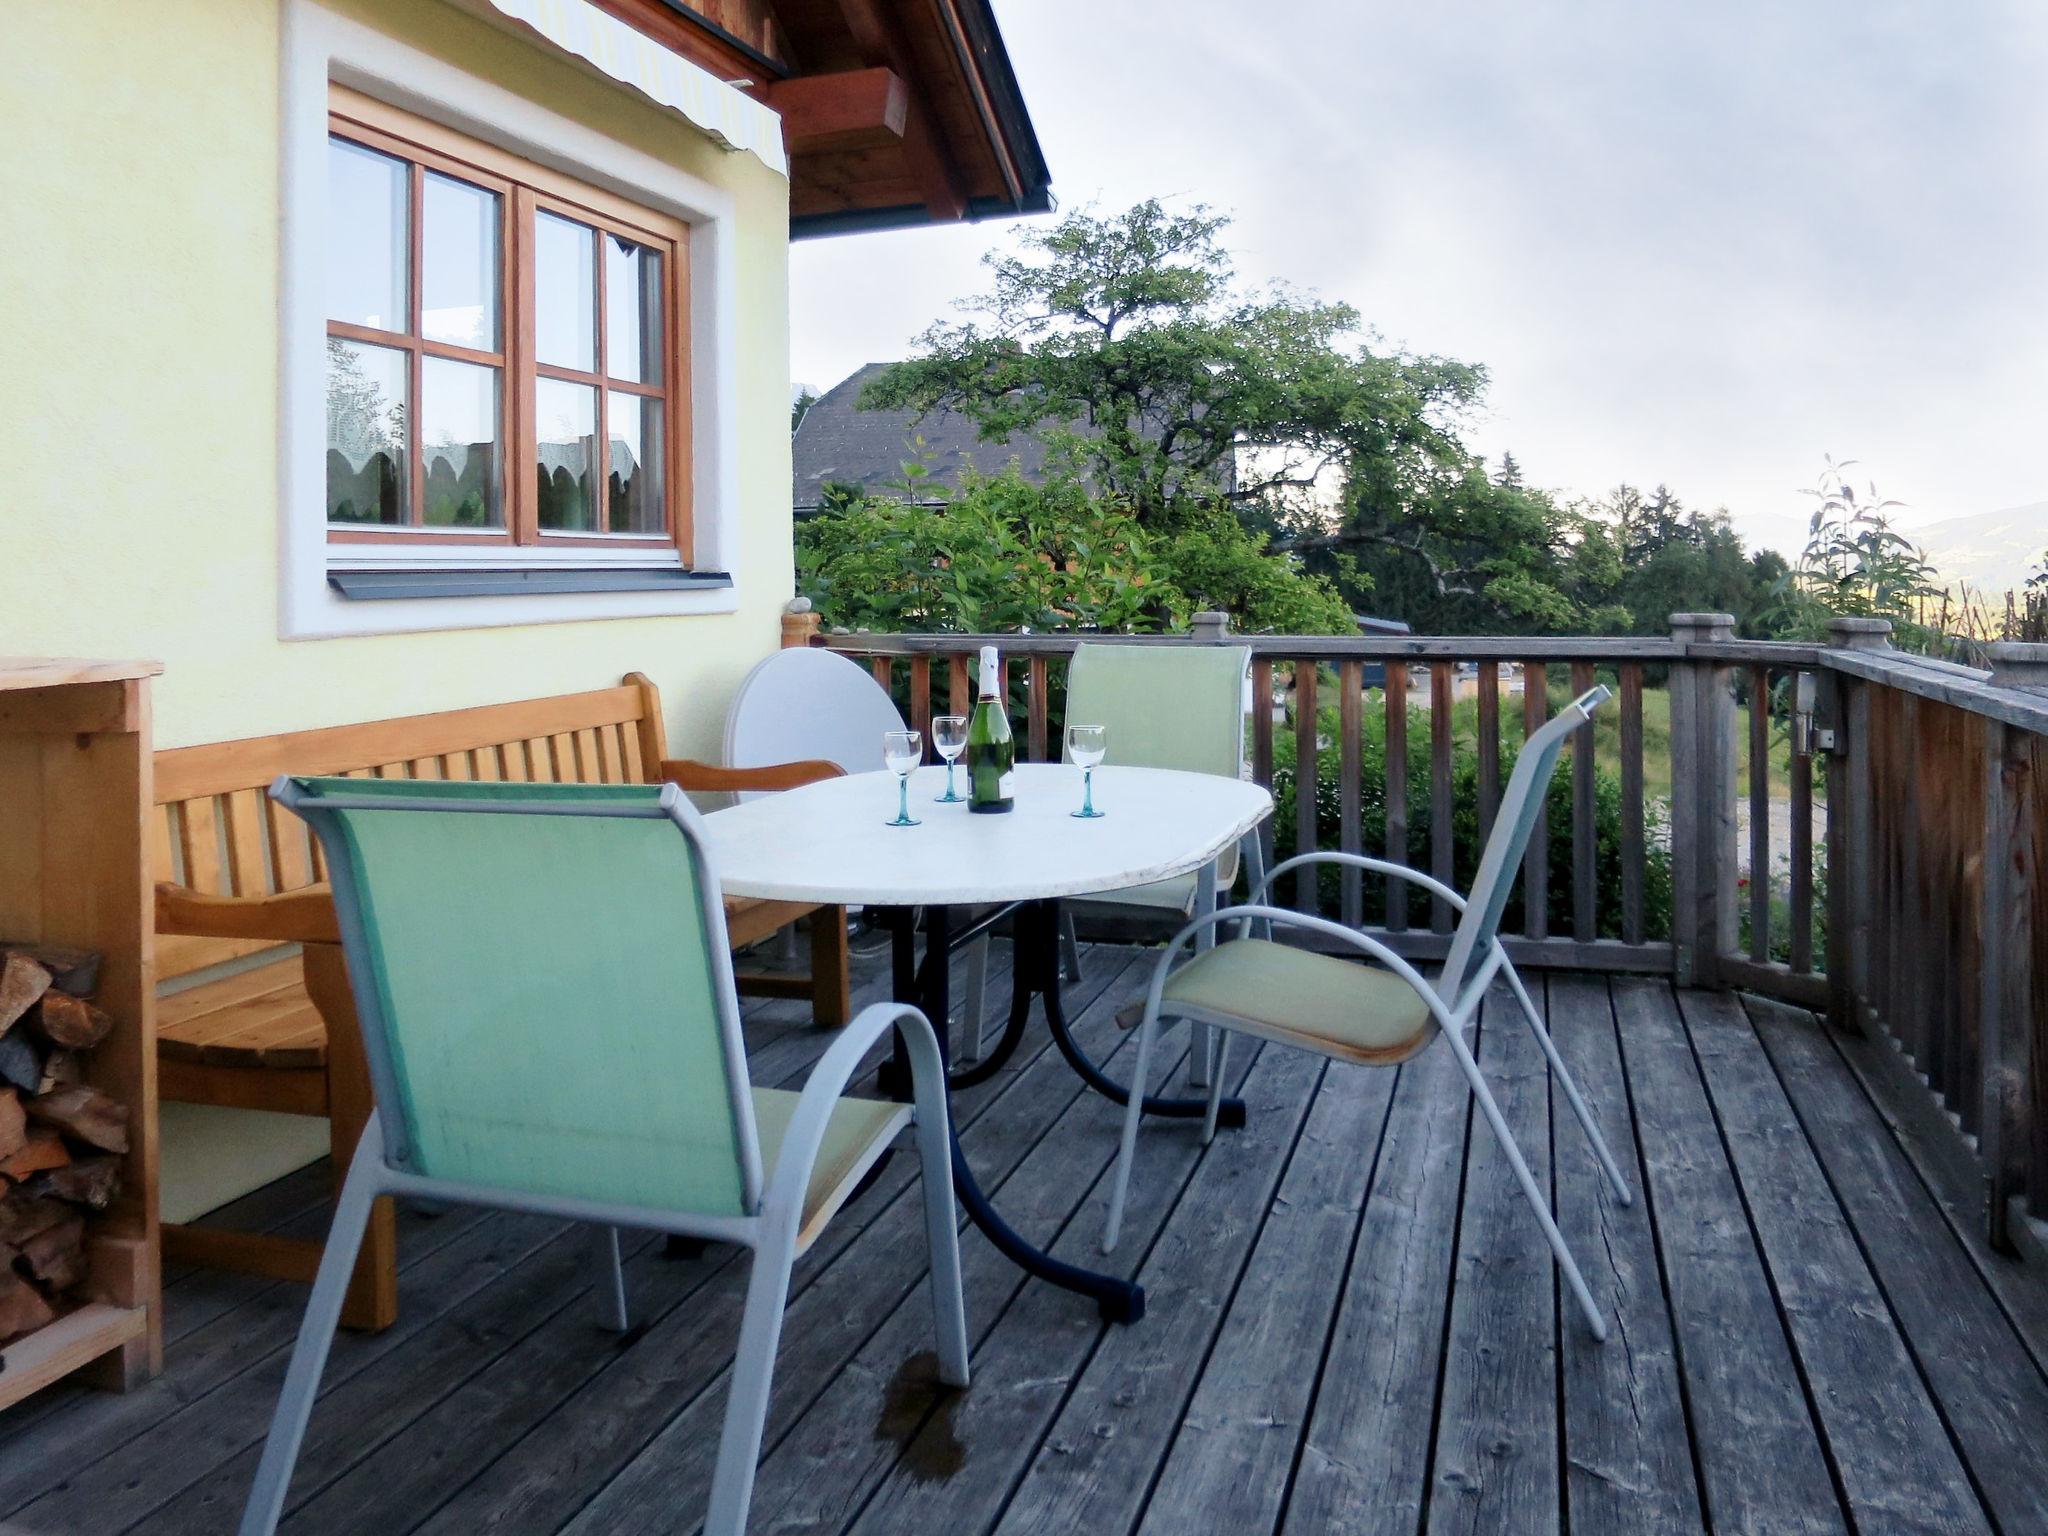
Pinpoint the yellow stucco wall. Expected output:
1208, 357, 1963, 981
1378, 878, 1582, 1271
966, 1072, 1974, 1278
0, 0, 792, 754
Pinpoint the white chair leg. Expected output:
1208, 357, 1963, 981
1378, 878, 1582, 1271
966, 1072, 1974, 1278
1436, 1025, 1609, 1341
239, 1119, 388, 1536
703, 1234, 797, 1536
1200, 1031, 1231, 1146
1060, 909, 1084, 984
908, 1034, 970, 1385
1101, 1007, 1164, 1253
594, 1226, 631, 1332
1187, 862, 1219, 1089
961, 934, 991, 1064
1501, 961, 1633, 1207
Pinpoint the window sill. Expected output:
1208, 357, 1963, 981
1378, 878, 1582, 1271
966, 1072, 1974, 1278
327, 566, 732, 600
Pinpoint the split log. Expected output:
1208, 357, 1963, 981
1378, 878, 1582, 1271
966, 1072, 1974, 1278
0, 1130, 70, 1183
32, 992, 113, 1050
0, 1089, 23, 1162
24, 1086, 127, 1154
0, 954, 51, 1035
0, 943, 99, 998
0, 1031, 41, 1095
0, 1272, 57, 1340
24, 1155, 121, 1210
15, 1211, 85, 1292
36, 1050, 80, 1096
0, 1194, 70, 1249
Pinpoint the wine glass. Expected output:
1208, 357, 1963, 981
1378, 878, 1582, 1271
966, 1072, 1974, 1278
932, 715, 968, 803
883, 729, 922, 827
1068, 723, 1107, 818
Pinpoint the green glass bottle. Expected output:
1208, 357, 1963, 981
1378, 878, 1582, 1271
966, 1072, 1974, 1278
966, 644, 1015, 814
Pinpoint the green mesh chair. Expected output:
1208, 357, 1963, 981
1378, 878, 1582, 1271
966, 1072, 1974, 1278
1101, 687, 1633, 1340
238, 777, 966, 1536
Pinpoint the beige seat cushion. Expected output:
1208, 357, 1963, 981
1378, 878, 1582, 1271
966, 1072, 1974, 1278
750, 1088, 910, 1251
1139, 939, 1435, 1066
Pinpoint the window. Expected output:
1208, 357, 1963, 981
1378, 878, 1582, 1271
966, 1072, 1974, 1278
323, 88, 690, 554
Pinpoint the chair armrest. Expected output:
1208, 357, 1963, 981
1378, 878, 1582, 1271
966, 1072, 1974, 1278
657, 758, 844, 793
1253, 852, 1468, 915
154, 882, 342, 944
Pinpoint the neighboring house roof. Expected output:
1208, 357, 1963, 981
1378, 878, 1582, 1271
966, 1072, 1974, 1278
793, 362, 1080, 510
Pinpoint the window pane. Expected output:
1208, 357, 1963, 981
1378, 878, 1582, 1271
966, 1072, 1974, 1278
422, 172, 499, 351
327, 138, 408, 332
535, 210, 595, 371
326, 339, 408, 525
607, 392, 665, 535
421, 358, 501, 528
535, 378, 597, 531
605, 236, 663, 385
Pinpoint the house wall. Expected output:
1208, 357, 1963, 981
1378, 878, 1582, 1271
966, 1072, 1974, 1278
0, 0, 793, 754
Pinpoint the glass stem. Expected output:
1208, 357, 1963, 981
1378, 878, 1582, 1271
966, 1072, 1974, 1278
946, 760, 956, 797
1083, 767, 1094, 815
898, 775, 909, 821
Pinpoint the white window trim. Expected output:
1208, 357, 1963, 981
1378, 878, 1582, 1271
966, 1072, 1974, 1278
281, 0, 746, 638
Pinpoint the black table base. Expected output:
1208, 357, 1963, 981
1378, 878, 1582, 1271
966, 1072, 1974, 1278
875, 899, 1247, 1323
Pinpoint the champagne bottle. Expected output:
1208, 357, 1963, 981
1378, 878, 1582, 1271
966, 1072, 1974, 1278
966, 644, 1015, 814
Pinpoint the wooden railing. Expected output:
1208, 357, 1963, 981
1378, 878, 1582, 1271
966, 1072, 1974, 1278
814, 614, 2048, 1245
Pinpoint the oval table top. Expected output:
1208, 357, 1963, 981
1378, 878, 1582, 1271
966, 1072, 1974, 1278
702, 763, 1272, 907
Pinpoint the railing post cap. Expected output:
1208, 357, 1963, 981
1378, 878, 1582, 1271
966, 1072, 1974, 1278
784, 595, 813, 614
1189, 610, 1232, 641
1987, 641, 2048, 692
1668, 612, 1736, 636
1827, 616, 1894, 651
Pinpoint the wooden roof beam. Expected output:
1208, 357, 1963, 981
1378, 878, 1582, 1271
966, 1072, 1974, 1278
831, 0, 968, 220
762, 66, 908, 154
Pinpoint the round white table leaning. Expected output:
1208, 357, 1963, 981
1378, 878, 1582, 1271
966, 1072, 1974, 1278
703, 763, 1273, 1322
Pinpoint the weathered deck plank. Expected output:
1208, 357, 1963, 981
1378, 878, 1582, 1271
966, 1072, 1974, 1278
4, 958, 2039, 1536
1611, 976, 1846, 1534
1545, 974, 1702, 1536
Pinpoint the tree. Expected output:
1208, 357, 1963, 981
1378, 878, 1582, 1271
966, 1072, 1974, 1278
862, 201, 1483, 532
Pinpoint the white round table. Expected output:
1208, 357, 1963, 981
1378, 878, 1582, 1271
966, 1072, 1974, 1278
702, 763, 1272, 906
703, 762, 1273, 1323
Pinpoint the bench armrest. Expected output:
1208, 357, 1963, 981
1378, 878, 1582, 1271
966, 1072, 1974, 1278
155, 882, 342, 944
657, 758, 844, 793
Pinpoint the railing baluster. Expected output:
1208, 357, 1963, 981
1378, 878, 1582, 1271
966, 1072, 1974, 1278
1430, 663, 1455, 932
1385, 661, 1409, 932
948, 653, 970, 719
1295, 659, 1320, 913
1789, 670, 1815, 972
1477, 660, 1501, 848
1522, 662, 1550, 940
1978, 714, 2035, 1244
1620, 663, 1647, 945
1027, 656, 1048, 763
1339, 659, 1363, 928
1251, 657, 1276, 878
910, 655, 931, 760
1572, 659, 1598, 941
1749, 664, 1772, 962
870, 656, 892, 694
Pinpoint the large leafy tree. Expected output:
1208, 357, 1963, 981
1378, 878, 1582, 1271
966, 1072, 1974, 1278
863, 201, 1483, 532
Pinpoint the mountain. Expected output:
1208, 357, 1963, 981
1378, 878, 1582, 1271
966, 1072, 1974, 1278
1905, 504, 2046, 592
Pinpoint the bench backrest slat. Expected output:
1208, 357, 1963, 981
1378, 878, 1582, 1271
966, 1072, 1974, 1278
153, 680, 664, 983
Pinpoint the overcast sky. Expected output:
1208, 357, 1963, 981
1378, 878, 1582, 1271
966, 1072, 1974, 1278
790, 0, 2048, 557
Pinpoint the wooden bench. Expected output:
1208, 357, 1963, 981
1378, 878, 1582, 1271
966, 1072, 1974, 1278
150, 672, 849, 1331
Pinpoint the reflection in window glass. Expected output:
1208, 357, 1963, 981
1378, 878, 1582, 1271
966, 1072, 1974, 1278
421, 358, 502, 527
326, 339, 407, 524
421, 173, 499, 351
607, 392, 665, 535
326, 138, 407, 332
535, 210, 595, 371
535, 378, 597, 531
605, 237, 662, 385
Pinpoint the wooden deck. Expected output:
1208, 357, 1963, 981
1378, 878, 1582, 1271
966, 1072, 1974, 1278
6, 940, 2048, 1535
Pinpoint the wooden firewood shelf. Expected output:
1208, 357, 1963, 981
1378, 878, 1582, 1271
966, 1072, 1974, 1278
0, 658, 163, 1404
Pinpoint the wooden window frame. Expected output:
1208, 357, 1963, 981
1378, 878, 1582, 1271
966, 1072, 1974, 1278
326, 86, 693, 560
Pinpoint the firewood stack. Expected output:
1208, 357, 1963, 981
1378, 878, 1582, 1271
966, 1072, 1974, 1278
0, 944, 126, 1344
